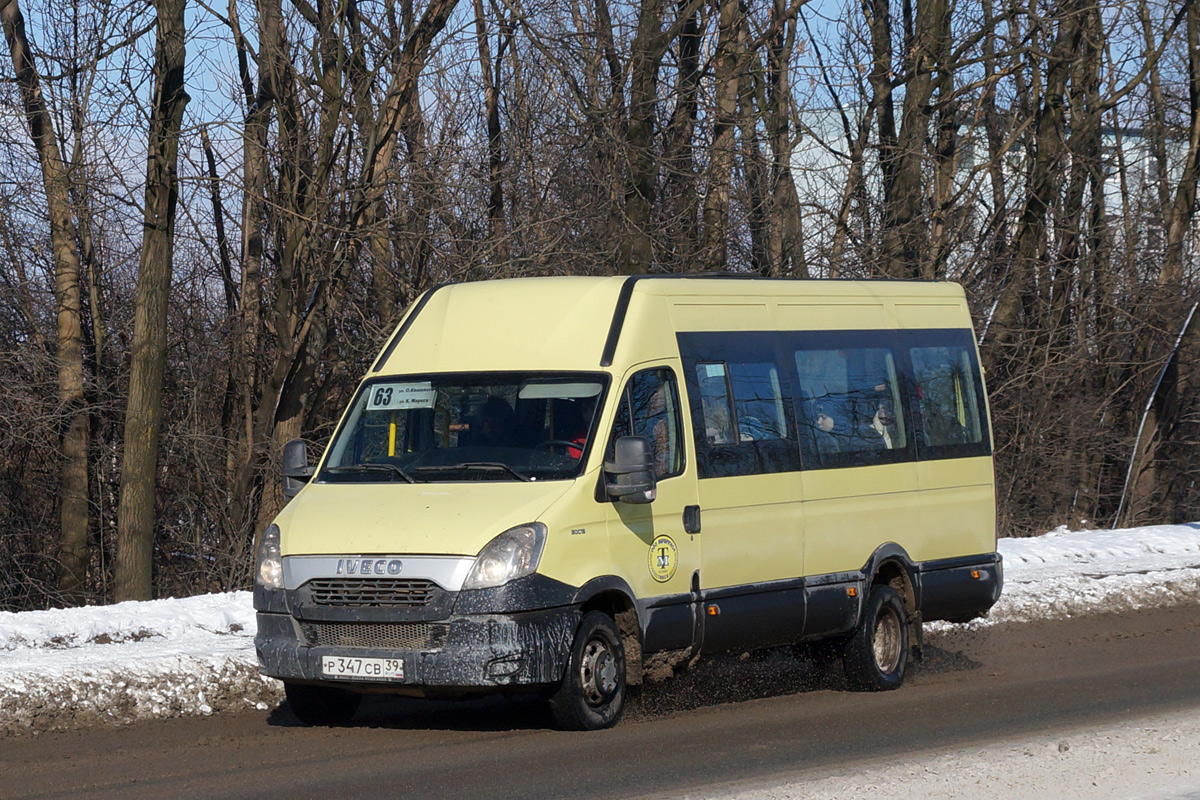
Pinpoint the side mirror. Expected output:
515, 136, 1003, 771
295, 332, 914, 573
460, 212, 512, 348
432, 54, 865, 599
282, 439, 314, 500
604, 436, 657, 504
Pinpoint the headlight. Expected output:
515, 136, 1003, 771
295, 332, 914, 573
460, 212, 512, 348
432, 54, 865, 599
462, 523, 547, 590
256, 524, 284, 589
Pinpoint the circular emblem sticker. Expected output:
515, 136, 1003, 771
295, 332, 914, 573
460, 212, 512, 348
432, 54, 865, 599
647, 535, 679, 583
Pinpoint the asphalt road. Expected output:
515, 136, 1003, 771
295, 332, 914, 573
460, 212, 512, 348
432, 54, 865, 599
3, 604, 1199, 800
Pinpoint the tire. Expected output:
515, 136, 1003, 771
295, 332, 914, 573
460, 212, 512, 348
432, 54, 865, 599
842, 585, 909, 692
284, 681, 362, 726
548, 611, 627, 731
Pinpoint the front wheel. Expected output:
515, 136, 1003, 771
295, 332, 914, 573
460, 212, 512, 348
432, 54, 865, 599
284, 681, 362, 726
842, 585, 909, 691
549, 611, 627, 730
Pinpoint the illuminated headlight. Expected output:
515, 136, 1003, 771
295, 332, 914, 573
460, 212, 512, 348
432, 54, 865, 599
462, 523, 547, 590
256, 524, 284, 589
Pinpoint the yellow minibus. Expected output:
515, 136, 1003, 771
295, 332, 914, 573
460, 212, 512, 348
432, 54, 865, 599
254, 275, 1002, 730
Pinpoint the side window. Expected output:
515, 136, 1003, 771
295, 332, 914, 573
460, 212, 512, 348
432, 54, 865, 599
678, 331, 800, 479
794, 346, 907, 468
606, 368, 684, 479
729, 362, 788, 442
695, 361, 787, 444
910, 344, 985, 449
696, 363, 736, 445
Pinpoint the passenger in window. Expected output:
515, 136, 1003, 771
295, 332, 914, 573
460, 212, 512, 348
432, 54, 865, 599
474, 396, 518, 447
815, 404, 841, 456
871, 399, 898, 449
737, 406, 775, 442
849, 378, 896, 451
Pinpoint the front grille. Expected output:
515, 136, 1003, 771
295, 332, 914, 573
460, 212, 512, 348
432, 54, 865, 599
300, 621, 449, 650
305, 578, 438, 607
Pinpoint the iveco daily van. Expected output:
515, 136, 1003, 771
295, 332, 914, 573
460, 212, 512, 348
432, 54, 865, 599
254, 275, 1003, 730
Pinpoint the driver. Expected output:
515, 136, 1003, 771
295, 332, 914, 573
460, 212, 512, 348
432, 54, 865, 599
475, 396, 517, 447
556, 401, 588, 459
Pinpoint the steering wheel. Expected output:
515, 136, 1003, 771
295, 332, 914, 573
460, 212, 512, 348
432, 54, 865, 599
535, 439, 582, 457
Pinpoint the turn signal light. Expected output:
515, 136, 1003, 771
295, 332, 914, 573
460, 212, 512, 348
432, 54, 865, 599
847, 587, 858, 597
707, 604, 720, 616
971, 570, 981, 579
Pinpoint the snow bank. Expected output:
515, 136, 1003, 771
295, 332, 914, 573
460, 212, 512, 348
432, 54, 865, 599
0, 592, 279, 736
2, 523, 1200, 736
980, 523, 1200, 626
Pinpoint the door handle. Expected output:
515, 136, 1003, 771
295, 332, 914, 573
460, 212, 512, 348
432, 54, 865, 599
683, 505, 701, 534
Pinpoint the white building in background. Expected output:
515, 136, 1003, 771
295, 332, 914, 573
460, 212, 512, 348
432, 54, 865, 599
788, 103, 1192, 277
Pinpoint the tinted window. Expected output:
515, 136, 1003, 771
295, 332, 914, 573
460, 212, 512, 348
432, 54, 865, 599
696, 361, 788, 444
682, 328, 988, 473
730, 362, 788, 442
678, 332, 800, 479
794, 346, 906, 466
910, 343, 986, 450
606, 368, 684, 479
696, 363, 736, 445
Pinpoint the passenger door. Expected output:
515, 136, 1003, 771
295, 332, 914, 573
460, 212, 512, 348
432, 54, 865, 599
682, 345, 807, 654
604, 366, 701, 655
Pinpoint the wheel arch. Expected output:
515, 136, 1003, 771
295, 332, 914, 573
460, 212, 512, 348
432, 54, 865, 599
862, 543, 918, 619
573, 576, 643, 685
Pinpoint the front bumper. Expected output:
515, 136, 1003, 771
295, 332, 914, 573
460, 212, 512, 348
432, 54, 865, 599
255, 605, 579, 693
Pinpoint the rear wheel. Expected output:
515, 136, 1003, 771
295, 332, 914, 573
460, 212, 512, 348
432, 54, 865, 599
842, 585, 909, 691
549, 611, 626, 730
284, 681, 362, 726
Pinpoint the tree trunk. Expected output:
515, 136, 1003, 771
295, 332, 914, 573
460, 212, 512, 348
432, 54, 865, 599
474, 0, 512, 267
617, 0, 666, 274
224, 0, 269, 556
925, 0, 956, 279
1162, 0, 1200, 292
880, 0, 947, 279
114, 0, 189, 601
766, 0, 805, 277
866, 0, 897, 226
700, 0, 744, 271
1, 0, 89, 606
979, 0, 1010, 269
660, 0, 704, 270
738, 28, 769, 274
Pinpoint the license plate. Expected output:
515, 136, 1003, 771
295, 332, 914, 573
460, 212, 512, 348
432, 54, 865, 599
321, 655, 405, 681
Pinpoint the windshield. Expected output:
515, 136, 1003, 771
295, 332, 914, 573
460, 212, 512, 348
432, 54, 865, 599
319, 372, 608, 483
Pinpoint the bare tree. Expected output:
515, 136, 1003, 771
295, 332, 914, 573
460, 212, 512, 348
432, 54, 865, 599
113, 0, 189, 601
700, 0, 746, 270
1, 0, 89, 605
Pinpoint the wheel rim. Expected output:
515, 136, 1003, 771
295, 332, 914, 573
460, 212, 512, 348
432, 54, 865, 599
872, 606, 903, 674
579, 637, 618, 708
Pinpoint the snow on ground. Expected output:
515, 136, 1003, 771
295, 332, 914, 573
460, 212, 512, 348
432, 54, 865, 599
981, 522, 1200, 625
2, 523, 1200, 739
704, 708, 1200, 800
0, 593, 278, 735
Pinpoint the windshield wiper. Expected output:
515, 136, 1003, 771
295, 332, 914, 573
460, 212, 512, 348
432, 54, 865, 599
414, 462, 532, 482
325, 463, 415, 483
